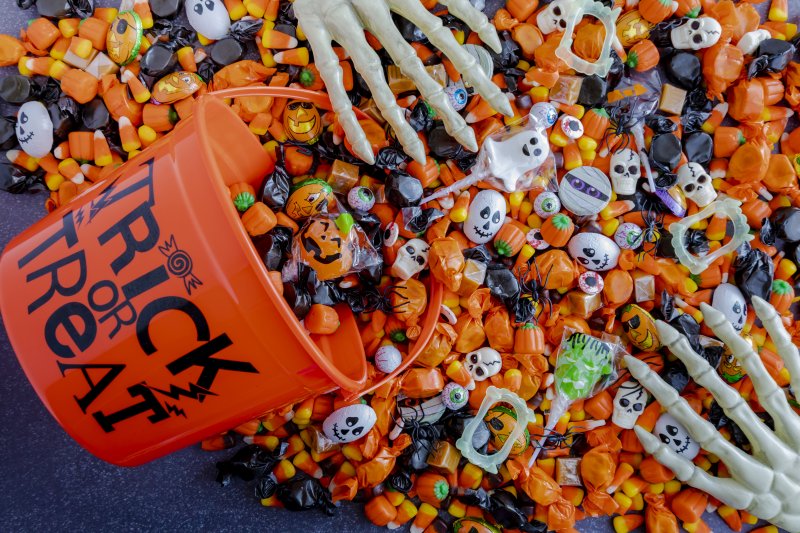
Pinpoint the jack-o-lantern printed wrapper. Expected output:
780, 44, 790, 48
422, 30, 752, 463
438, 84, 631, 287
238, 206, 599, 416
289, 214, 381, 281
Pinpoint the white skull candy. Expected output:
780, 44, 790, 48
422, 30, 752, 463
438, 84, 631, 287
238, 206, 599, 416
537, 0, 569, 35
465, 347, 502, 382
16, 101, 53, 158
654, 412, 700, 460
609, 148, 641, 196
712, 283, 747, 332
482, 123, 549, 192
612, 380, 648, 429
185, 0, 230, 40
677, 162, 716, 207
670, 17, 722, 51
391, 238, 429, 280
464, 190, 506, 244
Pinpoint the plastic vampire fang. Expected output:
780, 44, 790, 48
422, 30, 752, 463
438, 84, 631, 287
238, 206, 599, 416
292, 0, 512, 164
456, 386, 536, 474
626, 297, 800, 532
554, 0, 623, 77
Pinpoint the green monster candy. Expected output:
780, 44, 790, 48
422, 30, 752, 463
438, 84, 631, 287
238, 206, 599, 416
554, 332, 614, 401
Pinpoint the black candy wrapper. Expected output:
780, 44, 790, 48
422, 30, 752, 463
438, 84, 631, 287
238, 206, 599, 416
734, 243, 775, 303
215, 444, 284, 485
276, 475, 336, 515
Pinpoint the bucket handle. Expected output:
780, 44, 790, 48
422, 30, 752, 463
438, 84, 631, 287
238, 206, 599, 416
202, 87, 444, 399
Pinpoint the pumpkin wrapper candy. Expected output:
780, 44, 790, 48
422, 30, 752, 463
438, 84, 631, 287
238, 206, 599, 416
420, 111, 556, 203
287, 214, 381, 282
529, 329, 622, 467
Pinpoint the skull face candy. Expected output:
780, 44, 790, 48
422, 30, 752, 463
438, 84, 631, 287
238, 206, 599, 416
537, 0, 569, 34
670, 17, 722, 51
323, 404, 377, 443
567, 232, 620, 272
186, 0, 230, 40
465, 347, 502, 382
712, 283, 747, 332
654, 412, 700, 459
16, 101, 53, 158
612, 380, 648, 429
677, 162, 716, 207
464, 190, 506, 244
391, 238, 430, 280
609, 148, 641, 196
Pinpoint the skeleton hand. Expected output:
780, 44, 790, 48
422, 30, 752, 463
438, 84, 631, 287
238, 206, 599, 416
293, 0, 513, 165
625, 297, 800, 532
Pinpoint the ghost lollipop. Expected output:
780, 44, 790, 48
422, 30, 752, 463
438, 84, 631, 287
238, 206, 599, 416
419, 111, 552, 204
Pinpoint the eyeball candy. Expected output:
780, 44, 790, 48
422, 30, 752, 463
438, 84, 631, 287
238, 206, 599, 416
614, 222, 645, 250
382, 222, 399, 247
185, 0, 231, 40
348, 186, 375, 212
558, 167, 611, 216
534, 191, 561, 218
323, 404, 377, 444
530, 102, 558, 128
15, 101, 53, 158
559, 115, 584, 140
464, 190, 506, 244
442, 382, 469, 410
568, 233, 620, 271
578, 271, 604, 295
374, 345, 403, 373
445, 83, 469, 111
526, 227, 550, 250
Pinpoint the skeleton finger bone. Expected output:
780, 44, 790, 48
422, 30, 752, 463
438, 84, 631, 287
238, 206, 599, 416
700, 302, 800, 447
655, 321, 797, 468
625, 355, 775, 492
752, 295, 800, 397
294, 1, 375, 164
350, 0, 478, 152
386, 0, 513, 119
439, 0, 502, 53
322, 4, 426, 163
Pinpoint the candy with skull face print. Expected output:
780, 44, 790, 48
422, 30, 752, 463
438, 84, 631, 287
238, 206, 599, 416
391, 238, 430, 280
374, 345, 402, 374
612, 380, 648, 429
185, 0, 230, 40
558, 167, 611, 216
614, 222, 645, 250
323, 403, 377, 443
677, 162, 716, 207
609, 148, 641, 196
533, 191, 561, 218
537, 0, 569, 34
654, 412, 700, 459
465, 347, 502, 382
568, 233, 620, 272
712, 283, 747, 332
464, 190, 506, 244
15, 101, 53, 158
670, 17, 722, 51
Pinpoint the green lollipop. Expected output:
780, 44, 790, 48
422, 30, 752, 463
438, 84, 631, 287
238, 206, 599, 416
554, 332, 614, 401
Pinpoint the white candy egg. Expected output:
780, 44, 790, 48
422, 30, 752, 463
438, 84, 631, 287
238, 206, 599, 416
374, 345, 402, 373
322, 403, 377, 443
185, 0, 231, 40
567, 232, 620, 272
16, 101, 53, 158
464, 189, 506, 244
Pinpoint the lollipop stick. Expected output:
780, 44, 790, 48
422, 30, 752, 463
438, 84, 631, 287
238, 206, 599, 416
419, 170, 486, 205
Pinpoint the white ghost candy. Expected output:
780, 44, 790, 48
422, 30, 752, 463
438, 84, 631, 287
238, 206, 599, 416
558, 166, 612, 216
391, 238, 429, 280
568, 232, 620, 272
16, 101, 53, 158
374, 345, 402, 374
609, 148, 641, 196
482, 123, 549, 192
464, 190, 506, 244
654, 412, 700, 460
323, 403, 377, 443
185, 0, 230, 40
712, 283, 747, 332
464, 347, 502, 382
612, 380, 648, 429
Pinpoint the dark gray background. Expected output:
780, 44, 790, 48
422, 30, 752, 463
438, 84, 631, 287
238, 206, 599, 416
0, 1, 778, 531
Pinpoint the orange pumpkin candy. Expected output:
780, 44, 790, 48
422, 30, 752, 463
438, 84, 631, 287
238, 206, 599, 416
298, 217, 353, 280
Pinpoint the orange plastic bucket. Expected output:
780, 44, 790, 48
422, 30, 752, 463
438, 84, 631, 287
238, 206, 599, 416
0, 87, 442, 466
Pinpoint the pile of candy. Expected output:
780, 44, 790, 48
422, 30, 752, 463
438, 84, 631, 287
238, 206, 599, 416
5, 0, 800, 532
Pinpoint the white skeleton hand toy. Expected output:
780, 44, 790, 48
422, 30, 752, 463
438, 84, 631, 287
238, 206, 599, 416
293, 0, 513, 165
626, 297, 800, 532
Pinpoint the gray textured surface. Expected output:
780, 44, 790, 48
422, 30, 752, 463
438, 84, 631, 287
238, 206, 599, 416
0, 1, 776, 532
